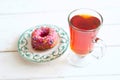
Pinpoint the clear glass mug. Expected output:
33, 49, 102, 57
67, 8, 106, 67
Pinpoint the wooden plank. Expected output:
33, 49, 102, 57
0, 47, 120, 79
0, 0, 119, 13
1, 75, 120, 80
0, 0, 120, 24
30, 76, 120, 80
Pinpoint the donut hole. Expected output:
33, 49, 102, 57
40, 31, 49, 37
40, 28, 50, 37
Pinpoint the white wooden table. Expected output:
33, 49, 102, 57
0, 0, 120, 80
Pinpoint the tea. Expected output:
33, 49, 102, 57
70, 14, 101, 56
70, 14, 100, 30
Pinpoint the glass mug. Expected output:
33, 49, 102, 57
67, 8, 106, 67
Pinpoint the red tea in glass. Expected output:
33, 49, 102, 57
68, 9, 103, 56
67, 9, 105, 67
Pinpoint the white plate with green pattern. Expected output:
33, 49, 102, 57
18, 24, 69, 63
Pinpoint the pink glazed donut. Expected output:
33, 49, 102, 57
31, 27, 59, 50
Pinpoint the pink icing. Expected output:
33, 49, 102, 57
31, 27, 58, 50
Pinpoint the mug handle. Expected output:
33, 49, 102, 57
92, 38, 106, 59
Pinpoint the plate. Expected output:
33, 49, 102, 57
18, 24, 69, 63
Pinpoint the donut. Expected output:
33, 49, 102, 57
31, 26, 59, 50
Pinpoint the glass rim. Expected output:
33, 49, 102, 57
68, 8, 103, 32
